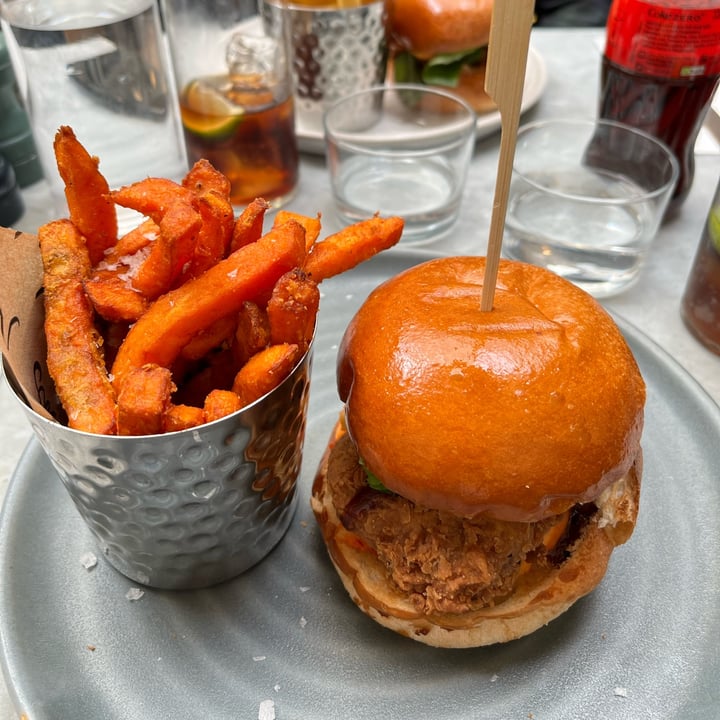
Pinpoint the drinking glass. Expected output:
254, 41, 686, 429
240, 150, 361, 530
161, 0, 299, 209
504, 118, 678, 298
324, 83, 476, 244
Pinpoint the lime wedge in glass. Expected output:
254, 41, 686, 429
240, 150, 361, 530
181, 79, 244, 140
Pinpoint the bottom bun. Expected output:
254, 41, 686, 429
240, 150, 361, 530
311, 423, 641, 648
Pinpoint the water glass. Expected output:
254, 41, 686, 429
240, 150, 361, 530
324, 83, 476, 244
161, 0, 299, 209
504, 118, 679, 298
0, 0, 187, 231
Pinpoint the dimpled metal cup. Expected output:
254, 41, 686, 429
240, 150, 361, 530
3, 347, 312, 589
261, 0, 387, 126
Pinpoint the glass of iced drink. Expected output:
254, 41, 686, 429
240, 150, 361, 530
161, 0, 299, 209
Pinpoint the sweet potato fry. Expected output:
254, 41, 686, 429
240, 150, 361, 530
304, 216, 404, 282
117, 363, 175, 436
182, 158, 232, 198
164, 403, 205, 432
231, 343, 301, 407
273, 210, 321, 251
84, 271, 149, 323
111, 177, 195, 223
232, 301, 271, 367
53, 126, 117, 265
131, 200, 202, 300
230, 197, 270, 252
102, 218, 158, 265
180, 314, 237, 361
172, 349, 238, 408
100, 321, 130, 371
203, 389, 243, 423
38, 219, 117, 434
111, 220, 307, 391
186, 190, 234, 278
267, 269, 320, 349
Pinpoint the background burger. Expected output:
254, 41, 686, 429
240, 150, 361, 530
311, 257, 645, 648
385, 0, 496, 113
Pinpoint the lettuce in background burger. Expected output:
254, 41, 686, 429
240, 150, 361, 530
386, 0, 496, 113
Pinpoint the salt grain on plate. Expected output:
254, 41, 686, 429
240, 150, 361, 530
80, 552, 98, 570
258, 699, 275, 720
299, 616, 307, 628
614, 686, 628, 698
299, 586, 310, 593
253, 656, 267, 662
490, 674, 499, 683
125, 587, 145, 601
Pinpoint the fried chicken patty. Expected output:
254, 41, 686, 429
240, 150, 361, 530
325, 433, 595, 615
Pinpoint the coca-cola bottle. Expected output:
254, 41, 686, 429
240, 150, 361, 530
599, 0, 720, 217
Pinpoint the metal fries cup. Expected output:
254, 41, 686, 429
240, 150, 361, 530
2, 346, 313, 590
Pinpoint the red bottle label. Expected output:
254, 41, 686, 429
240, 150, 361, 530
604, 0, 720, 78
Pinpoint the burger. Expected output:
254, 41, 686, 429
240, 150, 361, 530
311, 257, 645, 648
385, 0, 496, 113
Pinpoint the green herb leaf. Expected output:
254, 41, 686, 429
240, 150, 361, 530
422, 47, 487, 87
392, 52, 424, 85
359, 458, 394, 495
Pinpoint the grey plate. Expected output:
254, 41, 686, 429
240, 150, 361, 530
1, 250, 719, 720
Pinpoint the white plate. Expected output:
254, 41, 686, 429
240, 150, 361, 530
1, 250, 719, 719
296, 46, 548, 154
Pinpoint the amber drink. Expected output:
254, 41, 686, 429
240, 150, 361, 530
162, 0, 299, 208
180, 74, 298, 207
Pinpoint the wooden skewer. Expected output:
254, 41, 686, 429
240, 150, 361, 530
480, 0, 535, 311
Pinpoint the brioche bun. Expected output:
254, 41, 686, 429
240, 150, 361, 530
337, 257, 645, 523
311, 257, 645, 647
386, 0, 493, 61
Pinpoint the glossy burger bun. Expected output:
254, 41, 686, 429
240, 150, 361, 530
337, 257, 645, 524
312, 434, 641, 648
386, 0, 493, 60
386, 0, 496, 113
310, 257, 645, 647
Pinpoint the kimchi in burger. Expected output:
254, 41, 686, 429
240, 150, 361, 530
311, 257, 645, 648
386, 0, 496, 113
